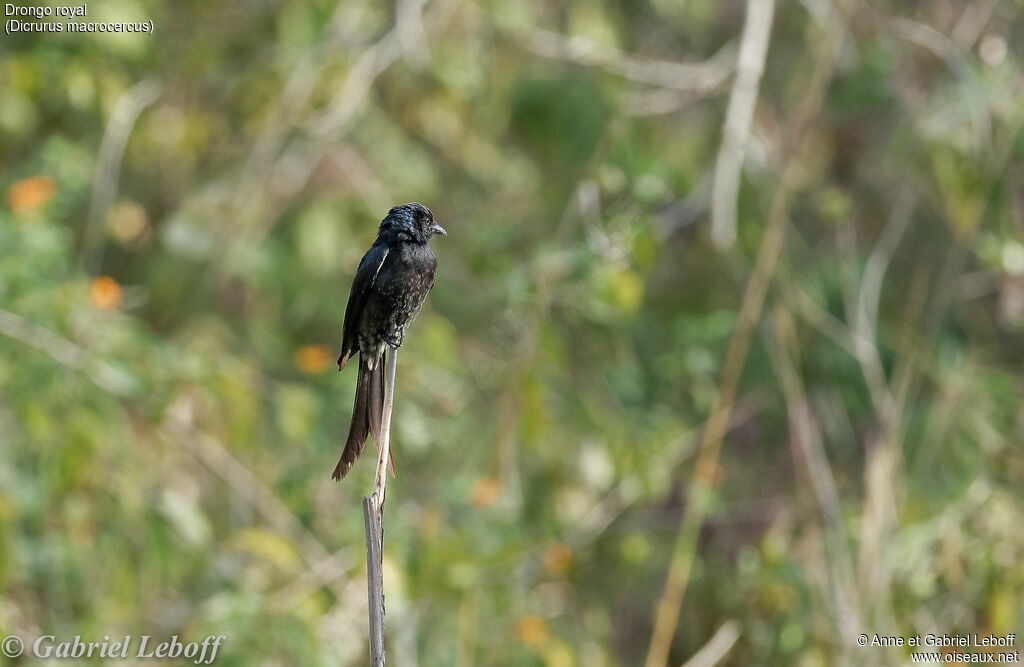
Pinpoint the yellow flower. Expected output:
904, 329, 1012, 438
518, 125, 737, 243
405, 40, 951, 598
515, 615, 549, 647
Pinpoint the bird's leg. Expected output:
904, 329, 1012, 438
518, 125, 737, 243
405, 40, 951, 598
382, 327, 405, 348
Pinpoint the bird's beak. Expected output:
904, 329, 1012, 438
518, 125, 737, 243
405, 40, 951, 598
431, 222, 447, 236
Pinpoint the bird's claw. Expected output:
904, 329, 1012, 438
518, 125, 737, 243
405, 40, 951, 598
383, 329, 405, 348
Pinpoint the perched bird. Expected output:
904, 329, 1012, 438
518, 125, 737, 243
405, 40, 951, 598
333, 203, 446, 480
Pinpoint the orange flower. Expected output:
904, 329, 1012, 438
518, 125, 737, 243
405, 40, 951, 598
515, 615, 549, 647
294, 344, 333, 374
89, 276, 122, 310
7, 176, 56, 215
469, 477, 501, 507
542, 543, 572, 575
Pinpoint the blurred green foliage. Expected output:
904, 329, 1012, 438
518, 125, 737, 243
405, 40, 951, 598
1, 1, 1023, 665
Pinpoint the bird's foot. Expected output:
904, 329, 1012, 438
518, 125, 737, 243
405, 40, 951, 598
383, 329, 405, 348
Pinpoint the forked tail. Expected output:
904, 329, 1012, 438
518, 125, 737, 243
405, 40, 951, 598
332, 350, 396, 480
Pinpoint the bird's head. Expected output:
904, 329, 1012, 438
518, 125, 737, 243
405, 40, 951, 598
380, 202, 446, 243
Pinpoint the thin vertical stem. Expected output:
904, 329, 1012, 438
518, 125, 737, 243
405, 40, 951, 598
372, 346, 399, 511
363, 345, 398, 665
363, 495, 386, 667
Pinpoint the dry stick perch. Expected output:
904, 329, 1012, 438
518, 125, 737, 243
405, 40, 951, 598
363, 346, 398, 667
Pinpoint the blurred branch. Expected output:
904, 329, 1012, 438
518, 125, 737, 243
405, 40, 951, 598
951, 0, 1000, 50
161, 406, 353, 600
397, 0, 432, 63
232, 0, 371, 219
644, 18, 844, 667
0, 306, 353, 604
327, 144, 390, 210
566, 395, 764, 555
762, 306, 863, 645
309, 29, 405, 140
847, 190, 921, 639
645, 176, 792, 667
363, 346, 398, 666
857, 429, 901, 638
852, 188, 915, 425
270, 548, 354, 611
711, 0, 776, 250
506, 22, 736, 93
309, 0, 459, 140
878, 11, 992, 148
227, 0, 460, 250
81, 80, 161, 276
503, 397, 765, 590
889, 17, 974, 80
624, 88, 711, 117
889, 261, 931, 409
0, 308, 136, 396
779, 197, 925, 427
783, 280, 861, 356
680, 620, 741, 667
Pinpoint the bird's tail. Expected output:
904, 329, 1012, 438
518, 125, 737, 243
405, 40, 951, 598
332, 350, 396, 480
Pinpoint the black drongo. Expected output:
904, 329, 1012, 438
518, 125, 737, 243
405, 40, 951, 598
333, 202, 446, 480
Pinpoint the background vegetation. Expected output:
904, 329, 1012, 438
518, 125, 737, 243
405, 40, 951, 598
2, 0, 1023, 665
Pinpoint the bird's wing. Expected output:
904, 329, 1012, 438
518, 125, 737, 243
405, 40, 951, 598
338, 244, 390, 370
427, 252, 437, 290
